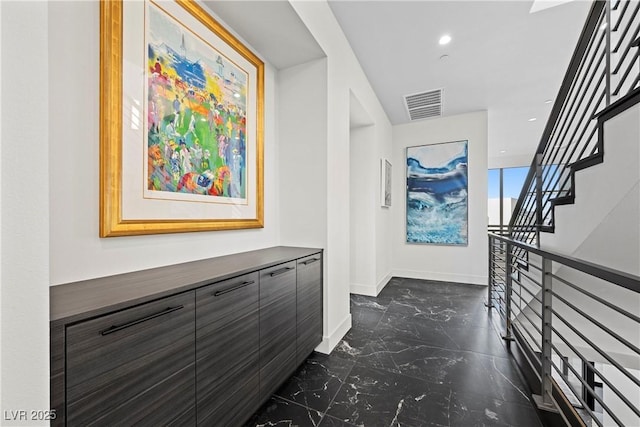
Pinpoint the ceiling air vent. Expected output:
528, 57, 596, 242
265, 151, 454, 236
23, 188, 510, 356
404, 88, 443, 121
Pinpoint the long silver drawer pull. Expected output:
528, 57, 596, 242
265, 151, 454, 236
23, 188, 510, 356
270, 266, 295, 277
302, 258, 320, 265
99, 305, 184, 336
213, 280, 255, 297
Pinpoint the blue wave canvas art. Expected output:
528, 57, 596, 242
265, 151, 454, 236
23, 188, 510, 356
406, 141, 468, 245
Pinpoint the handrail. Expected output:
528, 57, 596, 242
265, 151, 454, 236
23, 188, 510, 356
510, 0, 640, 245
510, 0, 607, 231
595, 84, 640, 120
487, 232, 640, 426
489, 233, 640, 293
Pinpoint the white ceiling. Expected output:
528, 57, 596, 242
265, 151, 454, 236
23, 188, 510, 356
202, 1, 326, 69
328, 0, 592, 161
206, 0, 592, 163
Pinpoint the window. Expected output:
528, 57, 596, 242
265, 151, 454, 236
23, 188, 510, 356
488, 166, 529, 233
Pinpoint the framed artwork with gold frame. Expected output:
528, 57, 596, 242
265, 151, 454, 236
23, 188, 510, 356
100, 0, 264, 237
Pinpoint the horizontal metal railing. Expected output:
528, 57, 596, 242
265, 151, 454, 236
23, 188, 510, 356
488, 233, 640, 426
488, 224, 509, 235
510, 0, 640, 245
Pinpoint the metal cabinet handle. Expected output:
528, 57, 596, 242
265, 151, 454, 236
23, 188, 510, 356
100, 305, 184, 336
213, 280, 255, 297
269, 266, 295, 277
302, 258, 320, 265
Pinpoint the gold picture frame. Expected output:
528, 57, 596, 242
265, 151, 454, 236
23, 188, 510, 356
100, 0, 264, 237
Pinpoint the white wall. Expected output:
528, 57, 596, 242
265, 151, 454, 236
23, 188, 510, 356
392, 111, 489, 285
488, 152, 534, 170
278, 58, 328, 249
488, 197, 517, 225
349, 124, 376, 294
1, 1, 51, 424
288, 0, 394, 351
2, 1, 282, 420
0, 0, 3, 410
48, 1, 281, 286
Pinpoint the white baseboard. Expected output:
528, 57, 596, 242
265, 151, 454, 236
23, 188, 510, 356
376, 273, 392, 294
350, 273, 393, 297
315, 313, 352, 354
350, 282, 377, 296
392, 269, 487, 286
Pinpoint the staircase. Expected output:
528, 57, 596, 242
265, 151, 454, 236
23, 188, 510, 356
509, 0, 640, 246
488, 1, 640, 426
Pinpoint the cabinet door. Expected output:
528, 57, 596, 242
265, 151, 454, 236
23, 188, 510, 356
259, 261, 297, 399
66, 292, 196, 426
297, 254, 323, 365
196, 272, 260, 427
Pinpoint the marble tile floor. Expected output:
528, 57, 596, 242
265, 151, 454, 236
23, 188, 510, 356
245, 277, 542, 427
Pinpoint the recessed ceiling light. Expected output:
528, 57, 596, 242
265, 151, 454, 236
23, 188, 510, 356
500, 150, 507, 154
234, 92, 241, 98
439, 35, 452, 45
544, 99, 553, 104
528, 117, 537, 122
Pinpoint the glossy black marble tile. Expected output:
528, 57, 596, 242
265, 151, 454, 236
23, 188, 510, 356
326, 363, 540, 427
375, 336, 531, 405
275, 352, 356, 413
381, 278, 486, 298
387, 386, 542, 427
326, 364, 454, 427
447, 389, 542, 427
375, 312, 508, 357
375, 311, 494, 351
351, 307, 386, 331
318, 414, 358, 426
351, 335, 402, 374
248, 278, 541, 427
350, 294, 392, 311
244, 395, 323, 427
332, 327, 375, 361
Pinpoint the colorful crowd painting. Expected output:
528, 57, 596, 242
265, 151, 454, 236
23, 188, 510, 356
145, 2, 248, 201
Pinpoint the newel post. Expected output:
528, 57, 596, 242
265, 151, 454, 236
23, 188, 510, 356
502, 241, 514, 341
535, 153, 544, 247
486, 235, 494, 309
534, 256, 559, 412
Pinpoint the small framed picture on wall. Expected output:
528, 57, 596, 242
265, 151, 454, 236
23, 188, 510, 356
381, 158, 392, 207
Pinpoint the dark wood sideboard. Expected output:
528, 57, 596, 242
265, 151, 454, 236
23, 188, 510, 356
50, 246, 323, 426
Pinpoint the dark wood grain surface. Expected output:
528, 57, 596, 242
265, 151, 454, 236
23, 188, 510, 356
50, 246, 321, 325
259, 263, 297, 399
73, 364, 196, 427
297, 311, 323, 365
195, 272, 260, 426
50, 322, 65, 427
51, 246, 323, 426
296, 255, 324, 365
65, 292, 196, 425
261, 342, 297, 400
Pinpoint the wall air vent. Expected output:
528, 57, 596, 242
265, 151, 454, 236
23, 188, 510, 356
404, 88, 443, 121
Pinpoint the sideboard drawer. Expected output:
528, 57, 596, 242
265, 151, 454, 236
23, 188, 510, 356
296, 254, 323, 364
259, 261, 297, 399
65, 291, 196, 426
196, 272, 260, 426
